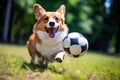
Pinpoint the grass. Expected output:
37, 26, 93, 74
0, 44, 120, 80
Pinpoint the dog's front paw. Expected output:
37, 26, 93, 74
55, 52, 65, 63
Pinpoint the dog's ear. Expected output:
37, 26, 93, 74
57, 5, 66, 17
33, 4, 46, 20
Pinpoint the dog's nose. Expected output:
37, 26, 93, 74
49, 22, 55, 26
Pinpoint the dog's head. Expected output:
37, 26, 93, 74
33, 4, 66, 38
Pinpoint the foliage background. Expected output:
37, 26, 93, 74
0, 0, 120, 54
0, 0, 120, 80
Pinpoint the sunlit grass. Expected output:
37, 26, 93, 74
0, 44, 120, 80
0, 44, 30, 61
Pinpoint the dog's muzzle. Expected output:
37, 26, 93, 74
45, 26, 59, 38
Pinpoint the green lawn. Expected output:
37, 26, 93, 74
0, 44, 120, 80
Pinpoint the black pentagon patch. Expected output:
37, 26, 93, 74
70, 38, 79, 45
81, 44, 87, 53
64, 48, 71, 54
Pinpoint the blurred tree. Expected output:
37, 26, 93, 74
12, 0, 35, 43
0, 0, 7, 42
88, 0, 112, 52
110, 0, 120, 53
66, 0, 111, 52
3, 0, 12, 43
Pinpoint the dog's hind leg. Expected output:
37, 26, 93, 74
30, 56, 35, 64
27, 49, 36, 64
37, 56, 44, 65
38, 58, 49, 68
26, 39, 36, 64
44, 59, 49, 68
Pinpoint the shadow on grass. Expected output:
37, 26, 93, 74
47, 64, 65, 74
21, 62, 45, 72
21, 62, 65, 74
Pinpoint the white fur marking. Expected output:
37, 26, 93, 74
46, 18, 58, 28
36, 28, 68, 61
55, 52, 65, 60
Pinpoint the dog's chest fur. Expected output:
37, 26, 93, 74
35, 30, 67, 61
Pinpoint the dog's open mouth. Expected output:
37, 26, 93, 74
45, 26, 59, 38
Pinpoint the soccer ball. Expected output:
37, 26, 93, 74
62, 32, 88, 57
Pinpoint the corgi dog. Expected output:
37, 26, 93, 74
26, 4, 68, 66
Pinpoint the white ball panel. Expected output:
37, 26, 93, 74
62, 38, 71, 48
68, 32, 80, 38
62, 32, 88, 58
70, 45, 81, 55
78, 37, 88, 46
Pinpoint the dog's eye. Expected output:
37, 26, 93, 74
44, 16, 49, 20
55, 17, 59, 21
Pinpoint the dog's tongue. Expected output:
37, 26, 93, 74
45, 27, 59, 38
48, 28, 56, 38
49, 31, 55, 38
